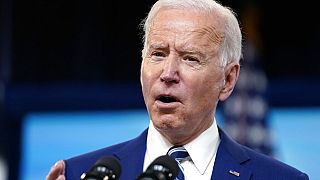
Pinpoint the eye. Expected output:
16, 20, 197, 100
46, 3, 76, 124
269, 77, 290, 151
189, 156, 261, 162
152, 51, 166, 57
183, 56, 200, 63
150, 51, 166, 61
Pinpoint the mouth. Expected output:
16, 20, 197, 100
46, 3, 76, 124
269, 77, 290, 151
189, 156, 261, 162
156, 95, 180, 103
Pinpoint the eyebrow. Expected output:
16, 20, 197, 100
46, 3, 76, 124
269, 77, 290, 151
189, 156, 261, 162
148, 42, 207, 58
177, 43, 205, 56
149, 43, 168, 50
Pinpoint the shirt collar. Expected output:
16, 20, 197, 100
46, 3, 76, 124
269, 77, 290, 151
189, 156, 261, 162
146, 118, 220, 174
146, 121, 172, 164
184, 119, 220, 174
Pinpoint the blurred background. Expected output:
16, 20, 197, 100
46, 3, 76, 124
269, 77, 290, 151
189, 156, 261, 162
1, 0, 320, 180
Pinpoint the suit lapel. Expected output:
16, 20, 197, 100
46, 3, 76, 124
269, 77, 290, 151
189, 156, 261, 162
211, 128, 252, 180
114, 129, 148, 180
110, 127, 253, 180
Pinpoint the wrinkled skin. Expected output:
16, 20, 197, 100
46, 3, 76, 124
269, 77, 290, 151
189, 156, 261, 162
141, 8, 239, 145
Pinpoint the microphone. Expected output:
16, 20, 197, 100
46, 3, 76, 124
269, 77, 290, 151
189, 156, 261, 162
136, 155, 178, 180
80, 156, 122, 180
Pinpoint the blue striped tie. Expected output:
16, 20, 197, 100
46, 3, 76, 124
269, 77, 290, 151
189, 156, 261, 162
167, 146, 189, 180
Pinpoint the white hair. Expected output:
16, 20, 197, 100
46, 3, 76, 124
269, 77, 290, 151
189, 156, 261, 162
141, 0, 242, 66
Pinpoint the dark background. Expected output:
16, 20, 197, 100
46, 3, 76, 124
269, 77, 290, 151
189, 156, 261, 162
1, 0, 320, 179
3, 0, 320, 83
9, 0, 320, 83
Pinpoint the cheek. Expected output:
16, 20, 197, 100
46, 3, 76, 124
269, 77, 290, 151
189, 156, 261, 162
141, 71, 151, 97
141, 65, 158, 100
141, 60, 158, 82
188, 75, 223, 105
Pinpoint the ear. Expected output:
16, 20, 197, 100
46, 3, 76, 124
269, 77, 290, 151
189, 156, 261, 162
218, 62, 240, 101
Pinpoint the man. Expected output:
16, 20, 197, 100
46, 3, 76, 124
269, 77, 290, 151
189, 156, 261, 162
47, 0, 309, 179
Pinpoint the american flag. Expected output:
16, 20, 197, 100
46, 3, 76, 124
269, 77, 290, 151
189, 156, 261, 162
221, 40, 273, 156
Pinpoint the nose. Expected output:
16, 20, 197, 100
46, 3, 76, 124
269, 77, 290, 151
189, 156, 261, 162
160, 55, 180, 84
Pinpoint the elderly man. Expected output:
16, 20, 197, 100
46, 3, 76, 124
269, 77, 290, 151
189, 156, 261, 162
47, 0, 309, 179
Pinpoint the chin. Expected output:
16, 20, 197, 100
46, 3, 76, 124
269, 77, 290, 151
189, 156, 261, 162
152, 116, 184, 131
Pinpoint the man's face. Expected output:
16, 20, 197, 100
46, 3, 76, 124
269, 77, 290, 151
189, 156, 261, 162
140, 9, 236, 144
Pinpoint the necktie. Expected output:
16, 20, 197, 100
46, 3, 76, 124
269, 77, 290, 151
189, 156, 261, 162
167, 146, 189, 180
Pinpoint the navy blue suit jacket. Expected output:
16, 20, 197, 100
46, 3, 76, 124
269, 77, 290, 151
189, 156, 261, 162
65, 128, 309, 180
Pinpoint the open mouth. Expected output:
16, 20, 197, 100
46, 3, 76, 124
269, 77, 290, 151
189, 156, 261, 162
156, 95, 179, 103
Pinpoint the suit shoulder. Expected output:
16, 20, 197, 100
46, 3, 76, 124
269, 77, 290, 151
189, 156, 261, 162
64, 140, 132, 178
65, 129, 148, 165
67, 139, 131, 163
242, 145, 309, 179
64, 129, 148, 179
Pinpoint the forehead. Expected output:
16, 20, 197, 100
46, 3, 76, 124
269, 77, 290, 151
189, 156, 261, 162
148, 8, 224, 49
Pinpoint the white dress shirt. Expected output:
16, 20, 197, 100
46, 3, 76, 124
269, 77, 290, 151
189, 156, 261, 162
143, 119, 221, 180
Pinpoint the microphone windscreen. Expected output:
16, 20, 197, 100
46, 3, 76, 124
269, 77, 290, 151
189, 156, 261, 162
149, 155, 179, 178
93, 156, 122, 177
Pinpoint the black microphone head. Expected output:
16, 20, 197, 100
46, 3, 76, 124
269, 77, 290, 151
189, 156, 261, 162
148, 155, 179, 177
94, 156, 122, 176
81, 156, 122, 180
137, 155, 179, 180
